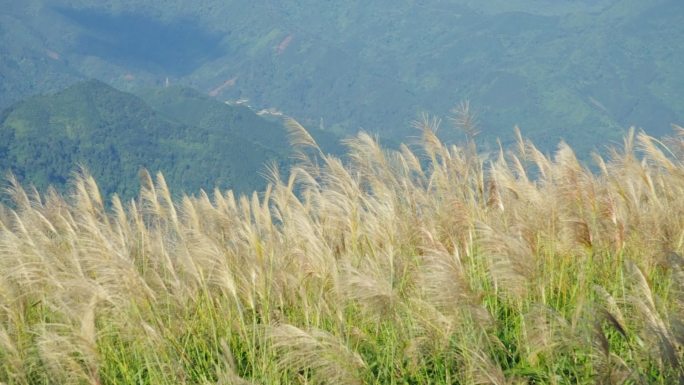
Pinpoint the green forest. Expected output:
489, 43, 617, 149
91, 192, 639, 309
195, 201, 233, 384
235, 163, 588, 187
2, 0, 682, 155
0, 80, 341, 198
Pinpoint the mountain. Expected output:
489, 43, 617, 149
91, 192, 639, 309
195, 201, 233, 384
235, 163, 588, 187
136, 86, 341, 158
0, 80, 340, 198
1, 0, 682, 156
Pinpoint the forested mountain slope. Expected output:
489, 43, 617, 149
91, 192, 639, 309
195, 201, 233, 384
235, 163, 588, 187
1, 0, 681, 154
0, 80, 341, 198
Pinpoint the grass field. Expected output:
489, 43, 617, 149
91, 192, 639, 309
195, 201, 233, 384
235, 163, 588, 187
1, 118, 684, 384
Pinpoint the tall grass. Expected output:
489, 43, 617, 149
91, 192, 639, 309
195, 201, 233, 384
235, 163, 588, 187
1, 120, 684, 384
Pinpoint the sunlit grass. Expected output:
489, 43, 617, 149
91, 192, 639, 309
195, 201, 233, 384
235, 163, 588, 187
1, 120, 684, 384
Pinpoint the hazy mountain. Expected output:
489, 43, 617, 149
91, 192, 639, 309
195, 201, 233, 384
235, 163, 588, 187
136, 85, 341, 158
1, 0, 682, 156
0, 80, 340, 198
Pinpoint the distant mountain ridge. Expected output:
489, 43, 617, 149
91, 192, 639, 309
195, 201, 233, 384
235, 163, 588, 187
0, 1, 682, 156
0, 80, 341, 198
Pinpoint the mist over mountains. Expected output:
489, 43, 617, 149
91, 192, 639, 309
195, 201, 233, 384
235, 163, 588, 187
1, 0, 683, 193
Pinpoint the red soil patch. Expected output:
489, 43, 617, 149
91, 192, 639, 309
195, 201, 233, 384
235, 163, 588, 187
208, 77, 238, 97
276, 34, 294, 55
46, 49, 61, 61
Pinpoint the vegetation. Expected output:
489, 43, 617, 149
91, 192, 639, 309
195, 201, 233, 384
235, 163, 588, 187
2, 1, 682, 153
0, 80, 341, 199
1, 114, 684, 384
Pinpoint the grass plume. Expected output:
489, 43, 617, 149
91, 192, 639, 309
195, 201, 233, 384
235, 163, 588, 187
1, 121, 684, 384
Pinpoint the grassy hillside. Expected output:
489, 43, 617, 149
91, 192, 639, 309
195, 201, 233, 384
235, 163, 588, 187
0, 80, 340, 198
1, 120, 683, 384
1, 1, 682, 154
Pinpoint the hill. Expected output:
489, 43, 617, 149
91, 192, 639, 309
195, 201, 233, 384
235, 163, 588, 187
1, 1, 682, 154
136, 85, 342, 158
0, 80, 341, 198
